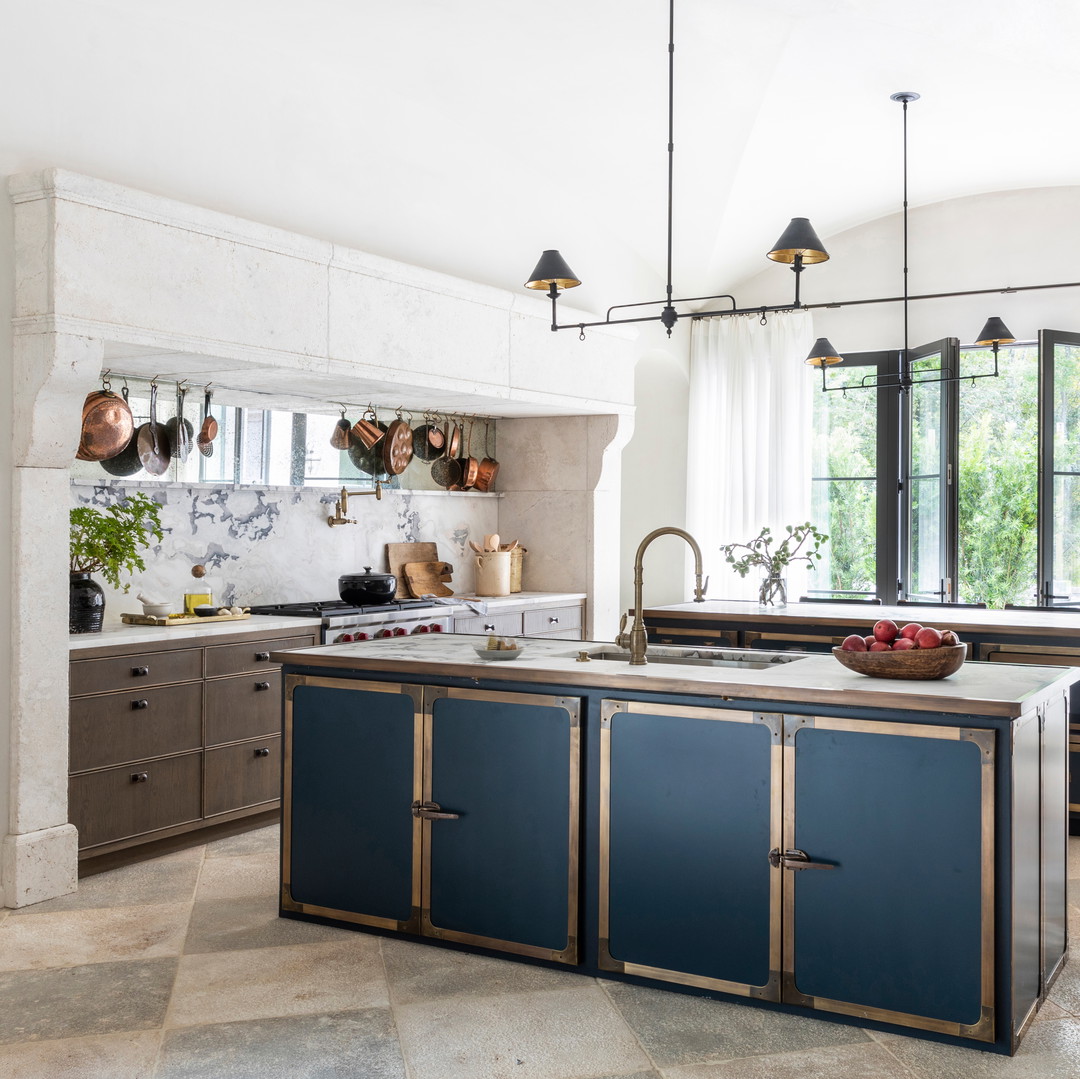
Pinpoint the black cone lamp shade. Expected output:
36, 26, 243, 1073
974, 317, 1015, 346
804, 338, 844, 367
525, 250, 581, 291
767, 218, 830, 265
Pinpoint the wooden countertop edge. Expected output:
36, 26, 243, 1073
268, 649, 1069, 719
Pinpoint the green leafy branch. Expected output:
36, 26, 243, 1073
720, 522, 828, 579
70, 493, 164, 592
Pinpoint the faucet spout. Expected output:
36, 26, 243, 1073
617, 526, 708, 665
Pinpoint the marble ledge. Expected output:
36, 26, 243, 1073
69, 615, 323, 653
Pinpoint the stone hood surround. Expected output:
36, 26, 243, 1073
2, 168, 636, 907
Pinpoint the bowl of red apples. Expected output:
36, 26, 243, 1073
832, 619, 967, 679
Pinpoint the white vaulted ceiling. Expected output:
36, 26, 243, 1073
2, 0, 1079, 332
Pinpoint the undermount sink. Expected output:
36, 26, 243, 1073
569, 647, 806, 670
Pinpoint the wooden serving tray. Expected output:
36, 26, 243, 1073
121, 612, 252, 627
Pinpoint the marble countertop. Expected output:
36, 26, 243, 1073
643, 600, 1080, 638
450, 591, 585, 611
269, 633, 1080, 719
69, 614, 323, 652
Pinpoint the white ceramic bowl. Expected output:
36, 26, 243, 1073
473, 644, 525, 661
141, 602, 172, 617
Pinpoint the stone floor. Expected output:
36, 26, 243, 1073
2, 828, 1080, 1079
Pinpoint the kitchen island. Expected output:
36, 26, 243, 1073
270, 633, 1079, 1055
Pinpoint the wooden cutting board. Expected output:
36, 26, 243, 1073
404, 561, 454, 598
121, 612, 251, 626
386, 542, 439, 598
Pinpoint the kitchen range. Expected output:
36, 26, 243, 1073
248, 598, 458, 645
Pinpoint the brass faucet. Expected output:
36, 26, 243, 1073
327, 483, 385, 527
615, 526, 708, 665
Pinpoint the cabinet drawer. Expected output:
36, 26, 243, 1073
70, 682, 203, 772
205, 671, 282, 746
69, 753, 202, 849
529, 627, 584, 640
205, 635, 316, 678
70, 648, 202, 696
454, 612, 524, 636
205, 736, 282, 816
523, 605, 582, 635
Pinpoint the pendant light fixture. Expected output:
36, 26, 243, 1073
808, 92, 1012, 393
524, 0, 829, 338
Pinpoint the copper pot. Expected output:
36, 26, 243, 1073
459, 419, 479, 490
76, 386, 135, 462
473, 419, 500, 491
352, 409, 385, 450
381, 414, 414, 475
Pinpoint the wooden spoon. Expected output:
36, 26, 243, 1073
483, 533, 501, 552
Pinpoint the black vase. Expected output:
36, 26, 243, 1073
70, 571, 105, 634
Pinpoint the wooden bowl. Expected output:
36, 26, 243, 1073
831, 643, 967, 680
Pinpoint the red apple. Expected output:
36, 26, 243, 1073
899, 623, 922, 640
841, 634, 868, 651
892, 637, 916, 650
914, 626, 943, 649
864, 635, 877, 648
940, 629, 960, 647
869, 641, 891, 651
873, 619, 899, 643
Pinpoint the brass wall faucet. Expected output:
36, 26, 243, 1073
615, 526, 708, 664
327, 483, 385, 526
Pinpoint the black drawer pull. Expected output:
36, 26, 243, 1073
130, 771, 149, 783
254, 681, 271, 691
131, 666, 150, 677
254, 746, 271, 758
548, 616, 559, 624
254, 651, 270, 661
483, 623, 496, 632
131, 699, 149, 710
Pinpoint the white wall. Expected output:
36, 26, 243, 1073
0, 187, 12, 904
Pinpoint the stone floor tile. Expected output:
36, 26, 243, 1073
204, 824, 280, 859
168, 935, 387, 1027
659, 1041, 916, 1078
1048, 957, 1080, 1015
1037, 999, 1071, 1022
395, 983, 652, 1079
381, 935, 587, 1005
0, 1030, 161, 1079
10, 847, 204, 916
603, 983, 869, 1069
877, 1018, 1080, 1078
194, 850, 279, 901
156, 1007, 406, 1079
0, 902, 189, 970
184, 893, 349, 954
0, 958, 177, 1045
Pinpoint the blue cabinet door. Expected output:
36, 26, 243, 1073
284, 678, 421, 930
600, 700, 781, 999
784, 715, 995, 1042
423, 687, 581, 963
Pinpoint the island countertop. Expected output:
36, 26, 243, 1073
270, 633, 1080, 719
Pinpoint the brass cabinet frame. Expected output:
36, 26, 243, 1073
743, 630, 848, 649
281, 675, 424, 933
781, 715, 996, 1042
420, 686, 581, 964
598, 700, 783, 1000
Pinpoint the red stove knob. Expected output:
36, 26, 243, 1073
393, 626, 408, 637
337, 633, 354, 643
413, 624, 430, 634
354, 631, 370, 641
376, 628, 393, 639
429, 623, 444, 632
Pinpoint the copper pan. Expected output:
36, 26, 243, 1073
474, 419, 500, 492
412, 412, 444, 462
430, 421, 462, 488
459, 418, 479, 490
347, 417, 388, 476
99, 386, 143, 476
76, 380, 135, 462
382, 411, 414, 476
351, 408, 385, 450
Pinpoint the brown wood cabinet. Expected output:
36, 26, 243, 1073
68, 626, 316, 866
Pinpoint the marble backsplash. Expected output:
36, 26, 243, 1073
71, 480, 500, 623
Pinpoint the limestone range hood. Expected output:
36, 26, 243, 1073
2, 168, 636, 908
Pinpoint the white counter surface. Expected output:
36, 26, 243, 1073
269, 633, 1080, 719
69, 615, 323, 652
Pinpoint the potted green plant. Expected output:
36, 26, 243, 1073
69, 492, 164, 633
720, 522, 828, 607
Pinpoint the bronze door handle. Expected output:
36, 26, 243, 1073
411, 799, 460, 820
768, 847, 837, 870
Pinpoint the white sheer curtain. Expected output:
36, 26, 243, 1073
686, 310, 816, 601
